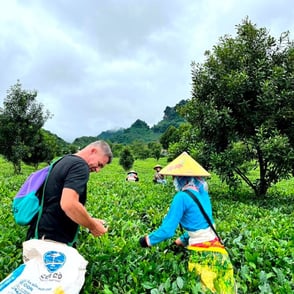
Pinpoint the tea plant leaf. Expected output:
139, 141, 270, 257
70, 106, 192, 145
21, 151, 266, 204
176, 276, 184, 289
141, 281, 155, 289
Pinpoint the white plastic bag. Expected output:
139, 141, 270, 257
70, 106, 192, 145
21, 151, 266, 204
0, 239, 88, 294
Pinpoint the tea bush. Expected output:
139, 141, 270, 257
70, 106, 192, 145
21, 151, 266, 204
0, 157, 293, 293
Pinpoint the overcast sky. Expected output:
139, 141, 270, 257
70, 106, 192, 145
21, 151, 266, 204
0, 0, 293, 143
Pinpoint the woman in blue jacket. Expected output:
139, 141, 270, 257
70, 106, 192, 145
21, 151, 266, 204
139, 152, 236, 294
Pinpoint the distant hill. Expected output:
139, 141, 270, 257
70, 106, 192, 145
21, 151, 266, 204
98, 119, 159, 144
42, 129, 73, 152
72, 100, 187, 147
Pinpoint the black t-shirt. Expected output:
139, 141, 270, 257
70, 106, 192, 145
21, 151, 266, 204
26, 155, 89, 244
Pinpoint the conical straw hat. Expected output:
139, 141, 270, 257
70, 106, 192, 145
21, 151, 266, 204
153, 164, 162, 170
159, 152, 210, 177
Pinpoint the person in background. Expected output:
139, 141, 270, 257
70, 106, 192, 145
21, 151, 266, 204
126, 170, 139, 182
139, 152, 236, 293
153, 164, 166, 184
26, 140, 113, 246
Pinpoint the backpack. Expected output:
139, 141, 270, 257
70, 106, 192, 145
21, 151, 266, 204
12, 157, 62, 226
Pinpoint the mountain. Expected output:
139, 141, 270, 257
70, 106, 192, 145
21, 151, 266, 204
72, 100, 187, 146
98, 119, 159, 144
151, 100, 187, 133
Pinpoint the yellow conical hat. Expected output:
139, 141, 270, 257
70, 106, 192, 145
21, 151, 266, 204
159, 152, 210, 177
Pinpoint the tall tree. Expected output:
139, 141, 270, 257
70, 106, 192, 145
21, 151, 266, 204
0, 81, 51, 173
130, 141, 150, 160
119, 147, 134, 171
159, 125, 180, 150
167, 123, 208, 166
148, 142, 162, 161
22, 129, 59, 168
180, 18, 294, 197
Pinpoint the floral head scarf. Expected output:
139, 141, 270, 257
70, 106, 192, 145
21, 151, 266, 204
173, 176, 208, 192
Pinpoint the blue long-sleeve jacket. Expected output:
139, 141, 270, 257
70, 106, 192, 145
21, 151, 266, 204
148, 187, 214, 246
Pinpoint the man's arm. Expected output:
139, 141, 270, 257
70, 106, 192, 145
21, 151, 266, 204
60, 187, 107, 237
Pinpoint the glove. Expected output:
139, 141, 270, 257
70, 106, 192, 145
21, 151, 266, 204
139, 236, 149, 248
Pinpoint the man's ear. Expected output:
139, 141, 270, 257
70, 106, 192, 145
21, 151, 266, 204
91, 148, 98, 154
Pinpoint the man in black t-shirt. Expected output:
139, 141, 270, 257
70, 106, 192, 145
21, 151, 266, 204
27, 140, 113, 246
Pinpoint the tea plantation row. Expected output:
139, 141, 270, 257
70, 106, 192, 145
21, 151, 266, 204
0, 157, 293, 293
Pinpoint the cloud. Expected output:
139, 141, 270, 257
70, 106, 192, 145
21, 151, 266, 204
0, 0, 293, 142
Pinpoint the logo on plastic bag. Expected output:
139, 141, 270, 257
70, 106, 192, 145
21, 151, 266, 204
43, 251, 66, 273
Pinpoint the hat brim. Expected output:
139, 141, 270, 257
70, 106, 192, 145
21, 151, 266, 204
127, 171, 137, 175
153, 165, 162, 170
159, 152, 210, 177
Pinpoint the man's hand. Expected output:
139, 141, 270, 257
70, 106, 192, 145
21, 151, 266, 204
89, 218, 108, 237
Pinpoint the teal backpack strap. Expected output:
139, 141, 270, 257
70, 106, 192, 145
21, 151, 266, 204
34, 157, 63, 239
34, 156, 79, 247
67, 226, 80, 247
